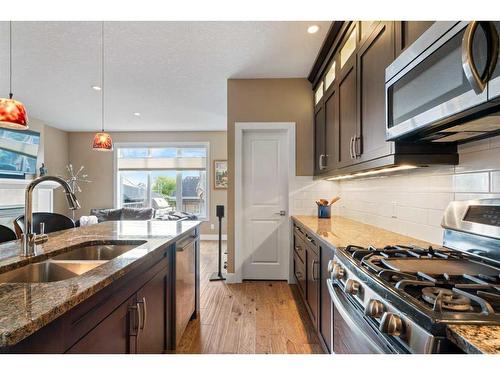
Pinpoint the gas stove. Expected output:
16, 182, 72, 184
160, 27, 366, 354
328, 199, 500, 353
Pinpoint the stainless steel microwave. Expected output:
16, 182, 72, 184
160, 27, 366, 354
385, 21, 500, 143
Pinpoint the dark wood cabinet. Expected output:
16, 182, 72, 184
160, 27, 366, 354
293, 251, 307, 298
311, 20, 456, 177
395, 21, 434, 56
324, 88, 338, 171
66, 296, 137, 354
7, 228, 200, 354
336, 58, 358, 168
319, 245, 335, 353
305, 236, 319, 327
356, 21, 395, 163
136, 267, 168, 353
314, 106, 327, 174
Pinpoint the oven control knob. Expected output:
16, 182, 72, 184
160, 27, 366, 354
327, 260, 337, 273
344, 279, 360, 295
365, 299, 385, 318
379, 312, 405, 337
331, 264, 345, 280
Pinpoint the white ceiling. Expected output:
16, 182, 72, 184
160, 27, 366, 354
0, 21, 330, 132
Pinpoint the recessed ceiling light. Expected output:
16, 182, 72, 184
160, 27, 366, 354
133, 112, 141, 117
91, 85, 102, 91
307, 25, 320, 34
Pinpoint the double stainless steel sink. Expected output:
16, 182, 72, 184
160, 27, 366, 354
0, 241, 146, 284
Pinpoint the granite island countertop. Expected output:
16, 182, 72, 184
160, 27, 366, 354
292, 215, 500, 354
0, 220, 200, 348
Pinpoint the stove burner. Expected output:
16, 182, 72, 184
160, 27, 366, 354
421, 287, 472, 311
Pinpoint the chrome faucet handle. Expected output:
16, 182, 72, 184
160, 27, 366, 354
39, 222, 45, 235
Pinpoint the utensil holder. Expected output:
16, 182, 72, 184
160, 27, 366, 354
318, 205, 331, 219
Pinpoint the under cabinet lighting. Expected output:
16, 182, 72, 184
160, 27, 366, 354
91, 85, 102, 91
133, 112, 141, 117
307, 25, 320, 34
327, 165, 418, 181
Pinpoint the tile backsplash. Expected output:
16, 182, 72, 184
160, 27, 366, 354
330, 135, 500, 245
290, 177, 339, 216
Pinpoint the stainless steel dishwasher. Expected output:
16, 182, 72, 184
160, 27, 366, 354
174, 232, 198, 345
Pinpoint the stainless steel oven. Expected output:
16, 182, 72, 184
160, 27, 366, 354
386, 21, 500, 143
327, 279, 403, 354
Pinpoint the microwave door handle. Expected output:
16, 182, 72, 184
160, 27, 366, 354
462, 21, 499, 94
485, 22, 499, 85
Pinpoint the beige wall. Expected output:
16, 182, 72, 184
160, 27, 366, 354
226, 78, 314, 272
43, 124, 70, 215
24, 117, 70, 216
68, 131, 227, 235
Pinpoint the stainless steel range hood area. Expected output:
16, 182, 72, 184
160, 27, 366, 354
386, 21, 500, 144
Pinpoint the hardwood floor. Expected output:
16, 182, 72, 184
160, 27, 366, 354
176, 241, 324, 354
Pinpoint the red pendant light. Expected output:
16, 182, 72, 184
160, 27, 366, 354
92, 131, 113, 151
0, 22, 29, 130
92, 21, 113, 151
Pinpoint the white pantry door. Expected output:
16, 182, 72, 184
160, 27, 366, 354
242, 129, 289, 280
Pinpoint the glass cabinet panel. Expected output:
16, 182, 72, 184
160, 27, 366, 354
340, 27, 357, 68
325, 61, 336, 90
314, 82, 324, 105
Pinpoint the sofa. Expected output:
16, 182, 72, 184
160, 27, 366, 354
90, 207, 155, 223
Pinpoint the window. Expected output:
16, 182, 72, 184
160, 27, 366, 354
0, 129, 40, 178
116, 144, 208, 219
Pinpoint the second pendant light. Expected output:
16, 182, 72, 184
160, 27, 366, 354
92, 21, 113, 151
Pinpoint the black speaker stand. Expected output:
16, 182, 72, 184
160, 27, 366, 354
210, 208, 226, 281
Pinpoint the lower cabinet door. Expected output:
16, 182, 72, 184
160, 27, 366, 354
306, 245, 319, 327
293, 252, 306, 297
136, 266, 168, 354
66, 296, 137, 354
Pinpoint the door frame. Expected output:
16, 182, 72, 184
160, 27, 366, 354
230, 122, 296, 284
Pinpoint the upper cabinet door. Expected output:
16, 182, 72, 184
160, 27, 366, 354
356, 22, 395, 162
335, 23, 358, 169
324, 87, 338, 172
395, 21, 435, 56
314, 106, 326, 174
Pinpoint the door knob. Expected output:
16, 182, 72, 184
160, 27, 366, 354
274, 210, 286, 216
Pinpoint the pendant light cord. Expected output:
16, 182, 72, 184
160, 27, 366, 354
9, 21, 13, 99
101, 21, 104, 132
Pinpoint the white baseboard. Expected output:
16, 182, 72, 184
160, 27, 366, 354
200, 234, 227, 241
224, 273, 242, 284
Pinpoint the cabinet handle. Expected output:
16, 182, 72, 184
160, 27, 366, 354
349, 137, 354, 159
319, 154, 326, 170
305, 234, 316, 246
137, 297, 147, 330
136, 302, 142, 335
311, 260, 318, 281
354, 136, 361, 158
128, 305, 140, 337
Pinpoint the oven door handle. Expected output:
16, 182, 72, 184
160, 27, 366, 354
327, 279, 385, 354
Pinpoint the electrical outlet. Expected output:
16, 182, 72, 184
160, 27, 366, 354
211, 224, 215, 230
391, 201, 397, 218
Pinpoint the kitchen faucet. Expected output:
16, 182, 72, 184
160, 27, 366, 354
22, 175, 81, 257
